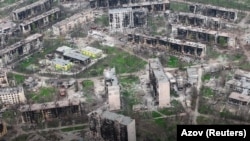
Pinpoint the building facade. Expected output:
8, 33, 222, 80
148, 58, 170, 108
0, 86, 26, 104
88, 109, 136, 141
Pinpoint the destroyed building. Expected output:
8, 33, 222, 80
148, 58, 170, 108
0, 33, 43, 67
122, 0, 170, 12
0, 71, 8, 88
52, 10, 94, 36
0, 21, 19, 48
12, 0, 54, 21
225, 69, 250, 105
90, 0, 170, 12
55, 46, 91, 65
89, 0, 130, 8
103, 68, 121, 111
165, 11, 225, 30
20, 7, 61, 34
0, 86, 26, 104
19, 99, 81, 123
109, 7, 148, 32
87, 109, 136, 141
189, 4, 238, 22
171, 24, 235, 47
127, 33, 206, 57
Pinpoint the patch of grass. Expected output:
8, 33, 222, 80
170, 2, 189, 12
198, 104, 214, 115
202, 73, 211, 82
158, 100, 184, 116
119, 75, 140, 87
78, 46, 146, 77
152, 111, 162, 118
0, 0, 18, 7
154, 118, 167, 128
7, 73, 25, 85
82, 80, 94, 90
168, 56, 179, 68
61, 125, 86, 132
27, 87, 56, 103
200, 86, 214, 98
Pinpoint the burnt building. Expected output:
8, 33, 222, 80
127, 33, 206, 57
122, 0, 170, 12
87, 109, 136, 141
19, 99, 81, 123
171, 24, 235, 47
12, 0, 54, 21
0, 71, 8, 88
90, 0, 170, 12
109, 7, 148, 32
0, 33, 43, 67
148, 58, 171, 107
226, 69, 250, 106
165, 11, 225, 30
20, 7, 60, 34
189, 4, 238, 22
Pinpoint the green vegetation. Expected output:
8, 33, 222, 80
154, 118, 167, 128
198, 103, 214, 114
218, 37, 228, 47
170, 89, 179, 97
7, 73, 25, 85
2, 110, 16, 124
202, 73, 211, 82
167, 56, 179, 68
119, 75, 140, 87
121, 89, 139, 116
197, 116, 231, 124
186, 0, 250, 11
15, 38, 71, 73
152, 111, 162, 118
61, 125, 86, 132
82, 80, 94, 91
170, 2, 190, 12
94, 15, 109, 27
200, 86, 215, 98
158, 100, 184, 116
79, 46, 146, 77
27, 87, 56, 103
0, 0, 18, 7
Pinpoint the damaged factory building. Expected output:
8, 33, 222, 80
171, 24, 235, 47
128, 33, 206, 57
109, 7, 147, 32
19, 99, 82, 123
103, 68, 121, 111
87, 109, 136, 141
148, 58, 171, 108
0, 33, 43, 67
